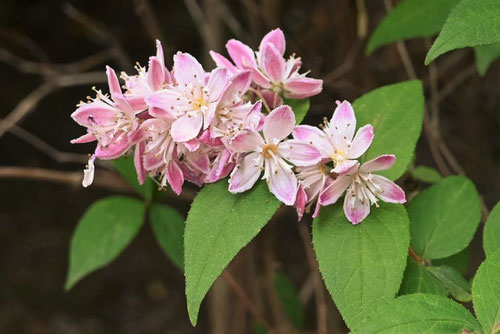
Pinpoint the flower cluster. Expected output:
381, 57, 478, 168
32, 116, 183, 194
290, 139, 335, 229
71, 29, 405, 224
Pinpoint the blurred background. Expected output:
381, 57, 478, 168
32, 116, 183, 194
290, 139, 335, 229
1, 0, 499, 333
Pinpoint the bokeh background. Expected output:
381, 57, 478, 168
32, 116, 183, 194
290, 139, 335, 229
1, 0, 499, 333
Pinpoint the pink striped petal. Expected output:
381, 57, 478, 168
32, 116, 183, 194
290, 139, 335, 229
209, 50, 238, 74
331, 159, 358, 175
348, 124, 374, 159
229, 152, 263, 193
171, 113, 203, 142
230, 130, 264, 153
284, 77, 323, 99
295, 185, 307, 221
148, 56, 164, 91
318, 175, 352, 206
155, 39, 165, 67
371, 175, 406, 203
263, 105, 295, 143
260, 28, 286, 55
71, 101, 116, 127
94, 135, 131, 160
343, 188, 371, 224
146, 90, 187, 119
267, 158, 297, 205
134, 142, 147, 185
167, 161, 184, 195
292, 125, 323, 141
226, 39, 257, 69
360, 154, 396, 173
261, 43, 285, 83
330, 101, 356, 146
70, 132, 96, 144
278, 140, 321, 166
220, 70, 252, 103
173, 52, 205, 86
260, 90, 282, 108
106, 65, 122, 98
206, 68, 229, 101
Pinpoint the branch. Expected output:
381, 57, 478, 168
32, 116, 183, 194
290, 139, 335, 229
134, 0, 166, 43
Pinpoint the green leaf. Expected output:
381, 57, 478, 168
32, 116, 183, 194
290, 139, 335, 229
409, 176, 481, 260
352, 293, 482, 333
399, 258, 447, 297
426, 0, 500, 64
352, 80, 424, 181
313, 203, 410, 329
274, 271, 304, 329
411, 166, 442, 184
283, 98, 310, 124
114, 156, 154, 200
65, 196, 145, 290
185, 180, 281, 325
427, 265, 472, 302
366, 0, 460, 54
475, 43, 500, 76
472, 250, 500, 334
150, 204, 185, 271
483, 201, 500, 257
432, 246, 470, 275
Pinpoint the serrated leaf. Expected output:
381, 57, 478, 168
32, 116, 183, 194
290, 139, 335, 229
426, 0, 500, 64
427, 265, 471, 302
283, 98, 310, 124
409, 176, 481, 260
65, 196, 145, 290
367, 0, 460, 55
475, 43, 500, 76
313, 203, 410, 329
483, 202, 500, 257
150, 204, 185, 271
274, 271, 304, 329
185, 180, 281, 325
472, 250, 500, 333
399, 258, 447, 297
411, 166, 442, 184
352, 80, 424, 180
352, 293, 482, 333
433, 246, 470, 275
114, 156, 154, 200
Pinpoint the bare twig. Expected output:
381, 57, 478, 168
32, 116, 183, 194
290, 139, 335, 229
436, 64, 476, 104
322, 40, 363, 82
298, 222, 327, 334
0, 27, 49, 61
134, 0, 166, 43
248, 88, 271, 113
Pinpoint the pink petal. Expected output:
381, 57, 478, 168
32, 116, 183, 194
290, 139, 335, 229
146, 90, 187, 119
226, 39, 257, 69
260, 90, 282, 108
295, 185, 307, 221
348, 124, 374, 159
171, 113, 203, 142
360, 154, 396, 173
209, 50, 238, 74
113, 94, 135, 117
259, 28, 286, 55
134, 142, 147, 185
167, 161, 184, 195
230, 130, 264, 153
292, 125, 324, 141
173, 52, 205, 86
126, 96, 148, 111
278, 140, 321, 166
206, 67, 229, 101
370, 175, 406, 203
318, 175, 352, 206
183, 138, 200, 152
331, 159, 358, 175
267, 158, 297, 205
94, 135, 131, 160
106, 65, 122, 98
220, 70, 252, 103
155, 39, 165, 67
263, 105, 295, 143
330, 101, 356, 147
284, 77, 323, 99
71, 101, 116, 127
71, 132, 96, 144
343, 186, 371, 224
261, 43, 285, 83
229, 152, 263, 193
148, 56, 164, 91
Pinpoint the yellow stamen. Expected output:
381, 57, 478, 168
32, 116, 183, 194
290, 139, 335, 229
262, 144, 277, 158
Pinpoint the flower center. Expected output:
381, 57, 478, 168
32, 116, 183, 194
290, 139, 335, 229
194, 96, 207, 111
262, 143, 277, 158
332, 150, 346, 166
270, 82, 284, 95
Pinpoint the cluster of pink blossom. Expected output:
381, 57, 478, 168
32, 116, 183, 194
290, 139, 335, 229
71, 28, 405, 224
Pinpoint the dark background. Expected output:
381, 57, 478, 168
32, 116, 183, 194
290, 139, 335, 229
1, 0, 499, 333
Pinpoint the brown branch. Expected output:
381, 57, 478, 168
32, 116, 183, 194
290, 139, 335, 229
322, 40, 363, 82
134, 0, 166, 43
409, 247, 423, 263
298, 222, 327, 334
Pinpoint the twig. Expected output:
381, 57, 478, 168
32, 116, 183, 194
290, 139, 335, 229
355, 0, 369, 39
134, 0, 166, 43
409, 247, 423, 263
248, 88, 271, 113
221, 270, 271, 329
298, 222, 327, 334
0, 27, 49, 61
436, 64, 476, 104
322, 40, 363, 82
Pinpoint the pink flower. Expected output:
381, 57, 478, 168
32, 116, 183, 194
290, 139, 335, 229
210, 28, 323, 107
293, 100, 374, 175
229, 105, 321, 205
71, 66, 139, 160
146, 52, 229, 143
294, 163, 334, 220
319, 155, 406, 224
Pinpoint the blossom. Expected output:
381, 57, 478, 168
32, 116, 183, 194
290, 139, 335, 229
229, 105, 321, 205
82, 155, 95, 187
294, 163, 334, 220
319, 155, 406, 224
210, 28, 323, 107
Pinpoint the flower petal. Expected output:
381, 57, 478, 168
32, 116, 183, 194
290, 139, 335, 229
261, 43, 285, 83
171, 113, 203, 142
263, 105, 295, 143
146, 89, 188, 119
329, 100, 356, 148
278, 140, 321, 166
71, 132, 96, 144
206, 67, 229, 101
71, 101, 116, 127
292, 125, 324, 141
267, 158, 297, 205
148, 56, 164, 91
295, 185, 307, 221
230, 130, 264, 153
167, 161, 184, 195
370, 174, 406, 203
106, 65, 122, 98
209, 50, 238, 74
348, 124, 374, 159
343, 187, 371, 224
360, 154, 396, 173
318, 175, 352, 206
226, 39, 257, 69
220, 70, 252, 103
134, 142, 147, 185
284, 77, 323, 99
259, 28, 286, 55
331, 159, 358, 175
82, 155, 95, 187
229, 152, 262, 193
173, 52, 205, 86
